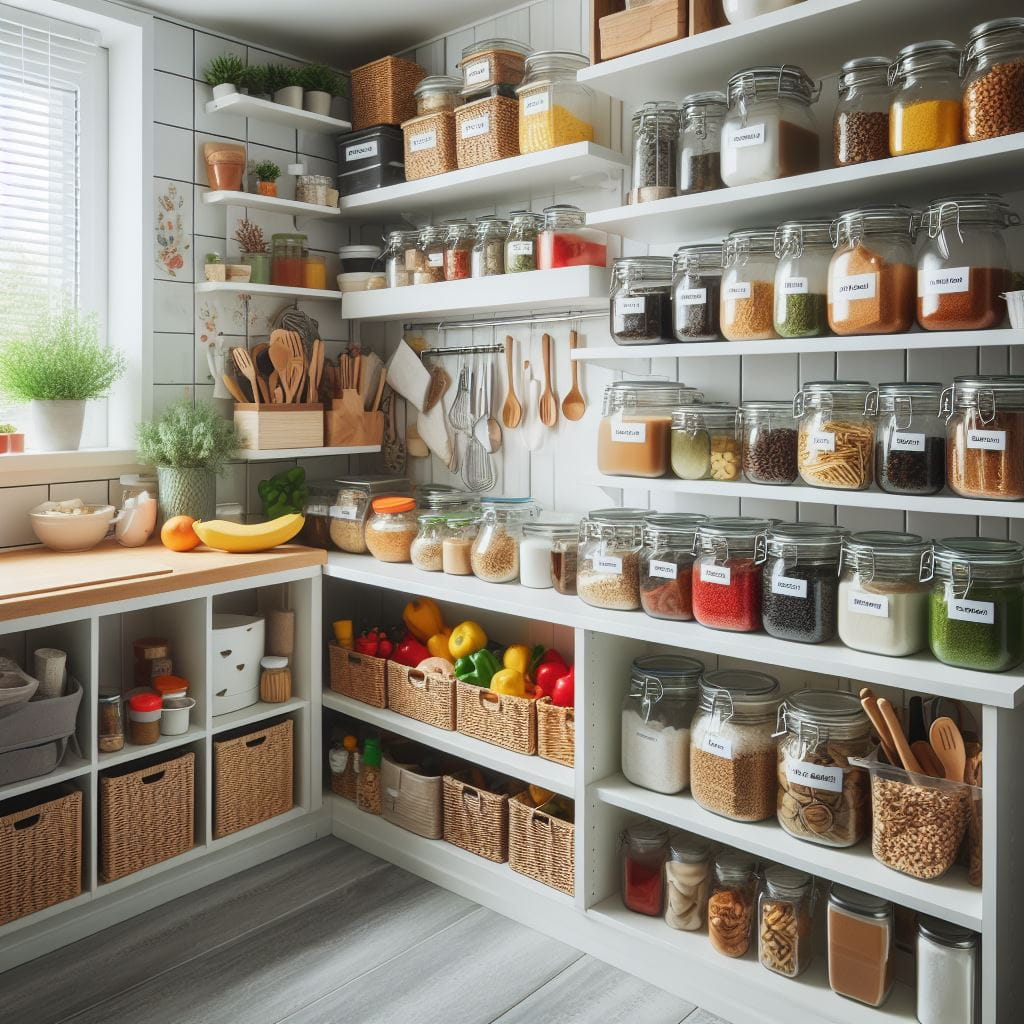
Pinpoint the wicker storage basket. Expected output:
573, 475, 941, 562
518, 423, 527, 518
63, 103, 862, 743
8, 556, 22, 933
382, 755, 443, 839
387, 661, 456, 731
402, 111, 458, 180
100, 752, 194, 882
214, 718, 293, 839
442, 774, 511, 862
456, 680, 536, 754
351, 55, 426, 131
329, 643, 387, 708
455, 95, 520, 168
508, 791, 575, 896
537, 697, 575, 767
0, 788, 82, 925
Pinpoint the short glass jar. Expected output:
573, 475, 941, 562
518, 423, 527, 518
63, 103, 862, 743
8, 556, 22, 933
639, 512, 706, 621
505, 210, 543, 273
520, 520, 577, 589
471, 216, 509, 277
672, 243, 723, 342
365, 496, 418, 563
679, 91, 726, 194
441, 514, 478, 575
416, 225, 447, 284
838, 531, 932, 657
739, 400, 799, 484
443, 220, 473, 281
759, 866, 816, 978
869, 381, 946, 495
577, 508, 645, 610
690, 668, 781, 822
721, 228, 778, 341
329, 475, 412, 554
610, 256, 673, 345
827, 885, 895, 1008
516, 50, 594, 153
708, 851, 758, 958
551, 533, 578, 595
916, 917, 978, 1024
665, 833, 713, 932
929, 538, 1024, 672
773, 219, 832, 338
889, 40, 963, 156
537, 204, 607, 269
670, 405, 740, 481
414, 75, 462, 114
621, 653, 703, 794
621, 821, 669, 916
692, 517, 771, 632
629, 101, 681, 204
270, 232, 307, 287
410, 513, 448, 571
794, 380, 876, 491
385, 229, 419, 287
833, 56, 892, 166
962, 18, 1024, 143
471, 504, 531, 583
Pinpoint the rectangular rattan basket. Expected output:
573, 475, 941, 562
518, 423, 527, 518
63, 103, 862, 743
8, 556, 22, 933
536, 698, 575, 767
351, 55, 425, 130
329, 643, 387, 708
456, 680, 536, 755
387, 661, 456, 731
442, 774, 511, 863
508, 792, 575, 896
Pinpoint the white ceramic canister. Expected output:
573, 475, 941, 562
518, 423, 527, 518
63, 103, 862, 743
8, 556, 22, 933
161, 696, 196, 736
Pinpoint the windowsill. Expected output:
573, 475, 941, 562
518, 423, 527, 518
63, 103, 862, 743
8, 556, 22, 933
0, 448, 144, 486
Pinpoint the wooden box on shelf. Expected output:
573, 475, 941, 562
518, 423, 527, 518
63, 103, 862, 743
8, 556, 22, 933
536, 697, 575, 767
455, 680, 537, 755
324, 390, 384, 448
329, 642, 387, 708
508, 791, 575, 896
442, 773, 512, 863
233, 404, 324, 451
386, 661, 457, 731
590, 0, 725, 62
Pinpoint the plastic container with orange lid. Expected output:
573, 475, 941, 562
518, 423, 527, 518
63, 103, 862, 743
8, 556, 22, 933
152, 675, 189, 699
127, 692, 162, 745
365, 496, 419, 562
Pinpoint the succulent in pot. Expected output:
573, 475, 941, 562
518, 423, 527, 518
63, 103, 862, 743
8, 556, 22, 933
266, 63, 303, 108
300, 64, 342, 116
204, 53, 246, 99
0, 422, 24, 454
251, 159, 281, 197
233, 219, 270, 284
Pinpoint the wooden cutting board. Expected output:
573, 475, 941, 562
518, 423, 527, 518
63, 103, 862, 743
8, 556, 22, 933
2, 551, 174, 600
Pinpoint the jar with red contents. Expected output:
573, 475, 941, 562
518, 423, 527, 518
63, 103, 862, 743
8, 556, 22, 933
692, 517, 772, 632
443, 220, 473, 281
621, 820, 669, 916
640, 512, 706, 621
271, 232, 308, 287
537, 204, 608, 269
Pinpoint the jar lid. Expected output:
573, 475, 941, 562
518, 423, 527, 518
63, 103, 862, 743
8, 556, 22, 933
779, 688, 868, 734
724, 227, 777, 257
700, 668, 779, 704
260, 656, 288, 670
715, 850, 756, 877
642, 512, 706, 545
339, 244, 382, 259
612, 256, 674, 282
630, 653, 704, 696
832, 204, 916, 243
524, 519, 578, 539
918, 915, 977, 948
521, 50, 590, 78
372, 496, 415, 514
622, 820, 670, 849
842, 530, 931, 581
421, 488, 480, 511
461, 37, 532, 60
797, 380, 874, 409
829, 883, 891, 919
419, 225, 447, 243
672, 243, 723, 273
891, 39, 961, 77
152, 675, 189, 695
740, 399, 795, 415
386, 228, 420, 245
362, 736, 382, 767
963, 18, 1024, 66
946, 374, 1024, 410
669, 831, 713, 862
774, 219, 833, 256
727, 65, 816, 102
680, 90, 727, 111
414, 74, 462, 97
602, 380, 704, 414
475, 216, 510, 236
840, 55, 892, 75
672, 403, 736, 430
541, 203, 585, 227
98, 692, 122, 705
697, 516, 773, 542
920, 193, 1017, 235
631, 100, 680, 125
766, 522, 845, 560
585, 507, 648, 524
271, 232, 308, 242
335, 475, 411, 493
129, 692, 161, 712
508, 209, 544, 226
932, 537, 1024, 582
764, 864, 813, 896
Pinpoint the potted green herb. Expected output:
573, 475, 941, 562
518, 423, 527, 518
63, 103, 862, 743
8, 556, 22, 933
204, 53, 246, 100
300, 64, 341, 116
0, 423, 24, 454
0, 308, 126, 452
238, 63, 268, 99
136, 400, 241, 521
233, 219, 270, 285
252, 159, 281, 197
266, 63, 303, 109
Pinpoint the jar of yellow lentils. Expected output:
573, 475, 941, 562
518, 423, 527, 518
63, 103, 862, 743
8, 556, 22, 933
516, 51, 595, 153
889, 40, 963, 155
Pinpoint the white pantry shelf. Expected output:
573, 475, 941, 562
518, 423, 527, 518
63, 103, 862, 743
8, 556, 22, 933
97, 725, 206, 769
203, 190, 340, 221
235, 445, 381, 461
196, 281, 339, 301
211, 697, 307, 735
0, 754, 91, 802
204, 92, 351, 134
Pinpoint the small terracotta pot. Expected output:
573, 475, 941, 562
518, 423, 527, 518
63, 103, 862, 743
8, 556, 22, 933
202, 142, 246, 191
256, 180, 278, 196
0, 435, 10, 453
9, 433, 24, 453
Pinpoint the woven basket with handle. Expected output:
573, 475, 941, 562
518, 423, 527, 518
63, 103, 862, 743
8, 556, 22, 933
214, 718, 293, 839
508, 791, 575, 896
329, 643, 387, 708
350, 55, 426, 130
537, 697, 575, 767
387, 662, 456, 731
456, 680, 536, 755
442, 774, 510, 862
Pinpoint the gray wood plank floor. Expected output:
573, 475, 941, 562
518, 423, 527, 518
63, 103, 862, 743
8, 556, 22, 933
2, 838, 732, 1024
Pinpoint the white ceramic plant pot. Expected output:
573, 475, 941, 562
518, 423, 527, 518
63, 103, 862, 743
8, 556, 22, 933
274, 85, 303, 109
30, 400, 86, 452
212, 82, 237, 99
303, 90, 332, 116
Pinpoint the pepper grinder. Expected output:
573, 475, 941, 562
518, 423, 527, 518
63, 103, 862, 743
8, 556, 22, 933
259, 656, 291, 703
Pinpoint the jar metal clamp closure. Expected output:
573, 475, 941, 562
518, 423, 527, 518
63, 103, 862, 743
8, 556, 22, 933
838, 536, 934, 585
692, 525, 769, 565
730, 64, 822, 127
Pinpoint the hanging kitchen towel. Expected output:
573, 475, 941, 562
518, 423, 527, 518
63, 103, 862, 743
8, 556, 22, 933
386, 340, 432, 411
414, 401, 453, 466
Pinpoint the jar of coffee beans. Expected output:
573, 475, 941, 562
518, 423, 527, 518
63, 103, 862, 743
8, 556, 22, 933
610, 256, 673, 345
739, 400, 798, 484
671, 243, 723, 342
630, 101, 681, 204
833, 57, 892, 167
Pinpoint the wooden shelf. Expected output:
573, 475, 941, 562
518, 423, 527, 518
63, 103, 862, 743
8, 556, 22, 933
203, 92, 351, 133
196, 281, 339, 301
203, 191, 340, 221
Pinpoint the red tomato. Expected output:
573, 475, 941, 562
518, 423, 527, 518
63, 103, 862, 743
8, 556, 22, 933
534, 659, 567, 698
551, 667, 575, 708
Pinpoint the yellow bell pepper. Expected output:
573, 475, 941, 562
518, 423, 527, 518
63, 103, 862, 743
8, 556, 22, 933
489, 668, 527, 697
426, 630, 454, 663
403, 598, 445, 642
449, 620, 487, 660
503, 644, 532, 677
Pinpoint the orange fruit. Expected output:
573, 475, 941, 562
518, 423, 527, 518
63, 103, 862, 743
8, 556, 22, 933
161, 515, 201, 552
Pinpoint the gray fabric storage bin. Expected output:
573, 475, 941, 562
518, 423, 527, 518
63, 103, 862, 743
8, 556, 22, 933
381, 755, 443, 839
0, 679, 83, 786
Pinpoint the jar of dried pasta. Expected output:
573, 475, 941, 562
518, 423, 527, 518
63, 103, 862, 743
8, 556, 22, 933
721, 228, 778, 341
516, 51, 594, 153
708, 851, 758, 958
794, 380, 876, 491
759, 866, 816, 978
577, 508, 645, 610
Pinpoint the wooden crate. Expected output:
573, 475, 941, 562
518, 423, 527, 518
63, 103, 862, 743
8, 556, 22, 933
590, 0, 725, 63
233, 404, 323, 451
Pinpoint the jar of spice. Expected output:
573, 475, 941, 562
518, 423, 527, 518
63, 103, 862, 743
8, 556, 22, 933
916, 917, 978, 1024
670, 405, 740, 481
739, 400, 798, 484
577, 508, 645, 610
775, 689, 871, 847
98, 692, 124, 753
916, 193, 1015, 331
794, 380, 876, 491
416, 226, 447, 284
505, 210, 543, 273
385, 229, 418, 287
827, 885, 895, 1008
537, 204, 607, 269
365, 497, 418, 563
443, 220, 473, 281
962, 18, 1024, 143
679, 91, 726, 194
520, 520, 577, 589
708, 851, 758, 957
762, 524, 845, 645
758, 866, 815, 978
665, 833, 713, 931
270, 232, 307, 287
943, 375, 1024, 500
838, 531, 932, 657
329, 476, 412, 554
471, 501, 535, 583
833, 57, 892, 167
411, 514, 449, 571
471, 216, 509, 277
516, 51, 594, 153
441, 514, 478, 575
640, 513, 706, 621
609, 256, 673, 345
671, 243, 723, 342
692, 517, 771, 633
828, 205, 917, 335
869, 381, 946, 495
929, 538, 1024, 673
889, 40, 963, 155
691, 668, 781, 822
629, 101, 681, 204
773, 219, 832, 338
551, 532, 578, 595
621, 654, 703, 794
721, 228, 778, 341
620, 820, 669, 916
128, 692, 162, 745
720, 65, 819, 187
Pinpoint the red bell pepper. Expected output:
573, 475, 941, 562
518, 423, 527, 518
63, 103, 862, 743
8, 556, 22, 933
354, 631, 379, 656
376, 632, 394, 659
534, 653, 569, 698
393, 632, 430, 667
551, 665, 574, 708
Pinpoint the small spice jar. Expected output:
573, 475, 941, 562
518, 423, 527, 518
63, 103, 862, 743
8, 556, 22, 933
516, 50, 594, 153
708, 851, 759, 957
441, 514, 479, 576
471, 499, 536, 583
679, 91, 726, 194
691, 668, 781, 822
551, 532, 578, 595
962, 18, 1024, 143
671, 243, 723, 342
621, 654, 702, 794
629, 101, 681, 204
929, 537, 1024, 673
665, 833, 713, 931
329, 475, 412, 554
270, 232, 307, 287
758, 866, 816, 978
609, 256, 673, 345
385, 229, 418, 287
773, 219, 832, 338
640, 513, 706, 621
443, 220, 473, 281
520, 520, 576, 589
127, 692, 162, 746
794, 380, 876, 491
739, 400, 799, 484
98, 692, 124, 753
692, 518, 771, 633
471, 216, 508, 278
775, 689, 871, 847
671, 405, 740, 481
365, 497, 418, 563
838, 531, 932, 657
761, 524, 845, 645
827, 885, 895, 1008
620, 820, 669, 916
889, 40, 963, 156
411, 513, 449, 571
869, 381, 946, 495
833, 57, 892, 166
415, 225, 447, 284
505, 210, 542, 273
721, 228, 778, 341
577, 508, 645, 611
537, 204, 607, 269
916, 917, 978, 1024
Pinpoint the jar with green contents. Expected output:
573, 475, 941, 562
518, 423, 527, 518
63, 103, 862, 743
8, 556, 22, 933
929, 538, 1024, 672
670, 405, 740, 481
505, 210, 542, 272
773, 219, 832, 338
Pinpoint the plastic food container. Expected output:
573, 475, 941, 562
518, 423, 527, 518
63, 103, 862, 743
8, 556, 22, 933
639, 513, 706, 622
610, 256, 673, 345
460, 38, 531, 95
869, 381, 946, 495
577, 508, 645, 611
794, 380, 876, 491
161, 696, 195, 737
455, 94, 519, 167
672, 243, 723, 342
328, 476, 412, 554
336, 126, 405, 197
338, 245, 382, 273
827, 886, 895, 1007
721, 228, 777, 341
403, 109, 458, 180
962, 18, 1024, 142
537, 204, 607, 269
516, 51, 594, 153
834, 57, 892, 167
889, 40, 962, 156
691, 518, 771, 633
128, 692, 162, 746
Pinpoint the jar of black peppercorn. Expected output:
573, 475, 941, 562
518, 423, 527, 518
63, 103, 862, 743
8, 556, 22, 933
630, 101, 681, 204
833, 57, 892, 167
672, 243, 723, 342
868, 381, 946, 496
610, 256, 674, 345
679, 91, 726, 195
740, 401, 799, 484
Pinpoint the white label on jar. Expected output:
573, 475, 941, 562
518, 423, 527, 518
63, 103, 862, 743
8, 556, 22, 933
920, 266, 969, 295
427, 252, 443, 268
594, 555, 622, 574
409, 130, 437, 152
948, 597, 995, 624
460, 114, 490, 139
329, 505, 358, 520
786, 760, 844, 792
833, 273, 877, 300
811, 431, 836, 452
649, 559, 678, 580
724, 282, 752, 300
615, 296, 645, 315
700, 733, 733, 759
611, 420, 646, 443
782, 277, 809, 295
508, 240, 533, 256
345, 140, 378, 162
700, 563, 731, 586
772, 575, 808, 599
848, 591, 889, 617
464, 58, 490, 86
967, 429, 1006, 451
633, 727, 661, 745
891, 432, 926, 451
727, 122, 765, 148
676, 287, 707, 305
523, 92, 550, 115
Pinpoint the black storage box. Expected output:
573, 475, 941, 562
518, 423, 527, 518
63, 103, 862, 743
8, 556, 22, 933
337, 125, 405, 196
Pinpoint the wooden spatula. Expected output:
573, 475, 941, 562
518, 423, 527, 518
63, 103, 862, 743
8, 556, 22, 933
221, 373, 246, 403
858, 687, 900, 767
561, 329, 586, 421
930, 717, 966, 782
501, 336, 522, 429
538, 332, 558, 428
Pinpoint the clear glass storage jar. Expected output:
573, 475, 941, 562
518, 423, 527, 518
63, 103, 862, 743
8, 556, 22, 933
610, 256, 673, 345
385, 229, 419, 287
721, 228, 778, 341
833, 57, 892, 167
443, 220, 473, 281
459, 38, 531, 95
621, 653, 703, 794
773, 219, 832, 338
759, 866, 816, 978
441, 514, 478, 576
471, 216, 509, 278
916, 193, 1015, 331
411, 513, 449, 571
640, 513, 706, 621
692, 517, 771, 633
838, 531, 932, 657
416, 225, 447, 284
505, 210, 542, 273
516, 51, 594, 153
889, 40, 963, 155
98, 692, 124, 753
577, 508, 645, 610
869, 381, 946, 495
916, 917, 978, 1024
551, 532, 578, 595
828, 205, 917, 335
329, 475, 412, 554
520, 520, 576, 589
708, 851, 758, 957
672, 243, 723, 342
827, 885, 895, 1008
795, 380, 876, 491
537, 204, 607, 269
414, 75, 462, 114
365, 496, 418, 563
665, 833, 712, 931
630, 101, 681, 204
679, 91, 726, 194
962, 18, 1024, 142
740, 400, 799, 484
621, 821, 669, 916
690, 668, 781, 822
721, 65, 819, 187
670, 405, 740, 481
270, 232, 307, 287
471, 502, 534, 583
929, 538, 1024, 673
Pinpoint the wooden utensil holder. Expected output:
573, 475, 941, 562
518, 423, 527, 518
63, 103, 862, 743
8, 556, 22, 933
234, 404, 324, 451
324, 390, 384, 448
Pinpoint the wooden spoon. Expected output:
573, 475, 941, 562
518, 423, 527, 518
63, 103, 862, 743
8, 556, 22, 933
221, 373, 246, 404
930, 717, 966, 783
858, 687, 900, 767
307, 338, 324, 403
424, 359, 450, 413
231, 347, 259, 408
877, 697, 922, 773
501, 336, 522, 429
538, 332, 558, 428
269, 331, 291, 389
911, 740, 945, 779
561, 329, 586, 421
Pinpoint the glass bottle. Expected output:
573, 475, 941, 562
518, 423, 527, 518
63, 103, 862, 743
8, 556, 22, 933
758, 866, 815, 978
629, 101, 681, 203
739, 400, 798, 484
537, 204, 607, 269
691, 518, 772, 633
505, 210, 543, 273
773, 219, 832, 338
670, 405, 740, 481
620, 820, 669, 916
576, 508, 645, 610
609, 256, 674, 345
672, 243, 723, 342
833, 56, 892, 166
708, 851, 759, 957
794, 380, 876, 491
721, 228, 778, 341
916, 917, 978, 1024
869, 381, 946, 495
665, 833, 713, 931
471, 216, 509, 277
889, 40, 963, 155
962, 18, 1024, 142
443, 220, 473, 281
639, 512, 706, 621
516, 50, 594, 153
679, 91, 726, 194
416, 225, 447, 284
827, 885, 895, 1007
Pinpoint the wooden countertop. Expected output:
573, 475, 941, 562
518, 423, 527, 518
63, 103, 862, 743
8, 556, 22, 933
0, 541, 327, 622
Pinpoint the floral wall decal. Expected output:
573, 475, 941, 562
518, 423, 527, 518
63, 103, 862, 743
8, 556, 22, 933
155, 180, 191, 278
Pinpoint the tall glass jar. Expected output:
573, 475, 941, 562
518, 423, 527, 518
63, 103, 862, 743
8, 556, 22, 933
916, 193, 1015, 331
889, 40, 963, 155
708, 851, 759, 958
470, 506, 528, 583
827, 885, 895, 1008
721, 228, 778, 341
690, 668, 781, 822
270, 232, 307, 287
672, 243, 723, 342
962, 18, 1024, 142
692, 517, 771, 632
441, 513, 478, 575
833, 56, 892, 166
416, 225, 447, 284
621, 654, 703, 794
516, 51, 594, 153
773, 219, 832, 338
679, 91, 726, 194
670, 405, 740, 481
443, 220, 473, 281
639, 512, 706, 621
759, 866, 816, 978
794, 380, 876, 491
740, 400, 799, 484
577, 508, 645, 610
720, 65, 819, 187
916, 917, 978, 1024
471, 216, 509, 278
364, 496, 418, 563
665, 833, 713, 932
385, 229, 418, 287
929, 538, 1024, 672
828, 205, 917, 335
520, 520, 576, 589
621, 821, 669, 916
505, 210, 542, 273
838, 531, 932, 657
869, 381, 946, 495
537, 204, 607, 269
629, 101, 681, 204
610, 256, 673, 345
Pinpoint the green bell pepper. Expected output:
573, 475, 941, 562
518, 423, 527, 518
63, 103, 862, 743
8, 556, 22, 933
454, 649, 502, 687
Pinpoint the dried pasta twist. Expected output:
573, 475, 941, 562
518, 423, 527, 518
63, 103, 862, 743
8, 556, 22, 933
798, 420, 873, 490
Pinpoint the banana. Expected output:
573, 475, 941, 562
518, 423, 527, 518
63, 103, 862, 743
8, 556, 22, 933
193, 513, 304, 553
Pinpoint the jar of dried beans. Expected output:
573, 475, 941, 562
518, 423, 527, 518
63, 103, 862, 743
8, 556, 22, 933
679, 91, 725, 194
739, 400, 798, 484
630, 101, 681, 204
672, 243, 723, 342
443, 220, 473, 281
471, 499, 536, 583
577, 508, 645, 610
385, 229, 418, 287
692, 518, 771, 633
916, 193, 1015, 331
721, 228, 778, 341
620, 820, 669, 916
794, 380, 876, 491
828, 204, 917, 335
869, 381, 946, 495
505, 210, 542, 273
516, 50, 594, 153
471, 216, 509, 277
610, 256, 673, 345
690, 668, 781, 822
665, 833, 713, 932
537, 204, 607, 269
365, 497, 418, 563
775, 689, 871, 847
962, 18, 1024, 143
416, 225, 447, 284
708, 851, 758, 957
759, 866, 816, 978
639, 513, 706, 621
773, 219, 831, 338
833, 56, 892, 167
889, 40, 963, 155
670, 405, 740, 481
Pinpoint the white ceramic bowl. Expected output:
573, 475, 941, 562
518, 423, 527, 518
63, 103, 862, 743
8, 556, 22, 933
722, 0, 802, 24
337, 271, 373, 292
29, 504, 116, 551
1004, 290, 1024, 329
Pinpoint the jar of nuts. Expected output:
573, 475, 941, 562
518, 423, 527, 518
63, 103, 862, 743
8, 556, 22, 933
708, 850, 758, 958
758, 866, 816, 979
577, 507, 646, 611
670, 404, 740, 481
365, 497, 418, 563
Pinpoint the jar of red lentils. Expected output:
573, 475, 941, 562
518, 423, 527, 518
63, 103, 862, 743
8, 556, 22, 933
692, 517, 772, 632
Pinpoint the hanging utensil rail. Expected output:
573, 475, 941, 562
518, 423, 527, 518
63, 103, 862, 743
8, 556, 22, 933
404, 310, 605, 333
419, 343, 506, 357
